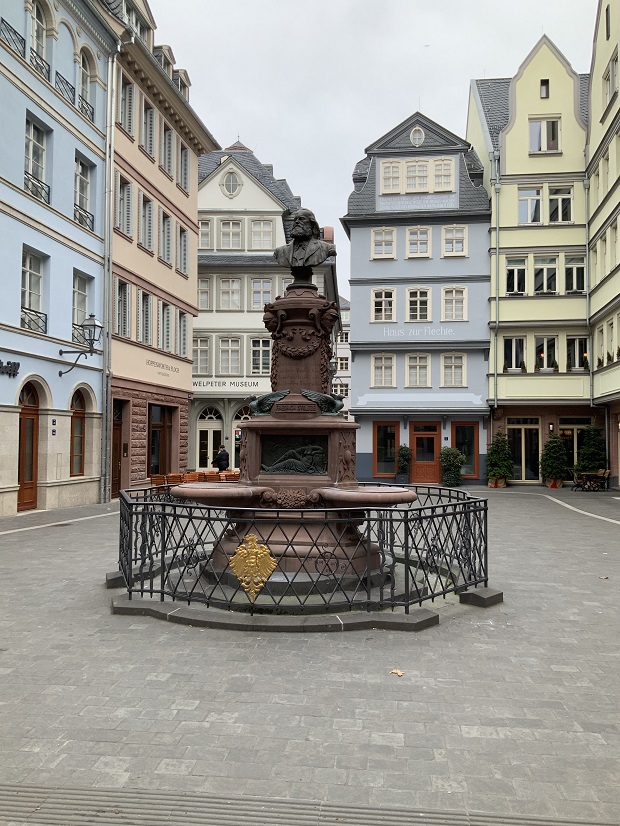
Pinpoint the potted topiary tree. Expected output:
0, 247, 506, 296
539, 432, 569, 488
395, 444, 412, 484
486, 429, 513, 488
439, 447, 466, 487
575, 425, 607, 473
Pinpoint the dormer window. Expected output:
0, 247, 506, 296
123, 1, 149, 43
380, 158, 455, 194
410, 127, 425, 147
220, 168, 242, 198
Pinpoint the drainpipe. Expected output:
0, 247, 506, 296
100, 47, 118, 504
584, 176, 592, 409
490, 151, 501, 439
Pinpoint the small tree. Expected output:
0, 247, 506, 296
576, 425, 607, 472
486, 430, 514, 481
397, 444, 412, 474
539, 432, 569, 482
439, 447, 466, 486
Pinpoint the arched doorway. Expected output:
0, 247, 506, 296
196, 407, 223, 470
233, 405, 252, 468
18, 382, 39, 511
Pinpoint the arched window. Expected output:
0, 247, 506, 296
198, 407, 223, 421
78, 51, 95, 121
31, 1, 46, 57
79, 52, 91, 101
70, 390, 86, 476
234, 406, 251, 421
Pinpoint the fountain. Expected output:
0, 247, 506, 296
172, 208, 416, 599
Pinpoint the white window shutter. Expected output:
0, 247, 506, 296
113, 276, 119, 334
158, 207, 163, 258
147, 108, 154, 156
124, 283, 131, 337
146, 202, 153, 251
157, 300, 163, 349
165, 219, 171, 262
124, 183, 132, 236
137, 192, 144, 245
126, 83, 134, 136
114, 171, 121, 229
145, 295, 151, 344
137, 288, 143, 342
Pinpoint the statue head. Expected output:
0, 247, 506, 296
290, 208, 320, 241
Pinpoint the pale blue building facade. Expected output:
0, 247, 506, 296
0, 0, 115, 513
342, 113, 491, 485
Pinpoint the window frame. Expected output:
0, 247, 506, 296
371, 227, 396, 259
251, 278, 272, 311
441, 286, 467, 322
198, 220, 212, 249
406, 226, 431, 258
218, 336, 241, 375
407, 287, 431, 322
219, 219, 243, 250
250, 219, 274, 250
157, 300, 172, 352
506, 258, 526, 294
567, 336, 588, 370
518, 188, 542, 224
406, 353, 431, 387
372, 421, 400, 478
139, 95, 155, 157
118, 72, 134, 135
137, 288, 152, 346
218, 277, 242, 311
529, 117, 561, 153
534, 257, 557, 294
177, 310, 188, 357
70, 390, 86, 477
138, 191, 154, 252
371, 353, 396, 388
503, 336, 526, 370
160, 120, 174, 177
177, 140, 189, 191
176, 223, 188, 274
114, 278, 131, 338
250, 338, 271, 375
158, 208, 172, 264
371, 288, 395, 322
441, 352, 466, 387
442, 225, 467, 257
72, 271, 88, 335
565, 256, 585, 293
198, 277, 211, 311
379, 158, 455, 194
192, 335, 210, 375
534, 335, 558, 370
548, 187, 573, 223
115, 173, 133, 237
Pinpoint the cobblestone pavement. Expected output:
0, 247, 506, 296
0, 488, 618, 824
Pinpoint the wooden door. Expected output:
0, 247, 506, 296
111, 419, 123, 498
18, 383, 39, 511
410, 422, 441, 484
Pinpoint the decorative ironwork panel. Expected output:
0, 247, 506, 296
74, 203, 94, 231
0, 17, 25, 56
55, 71, 75, 104
30, 48, 50, 81
78, 95, 94, 122
24, 171, 50, 203
20, 307, 47, 333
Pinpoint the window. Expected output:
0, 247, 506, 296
21, 250, 43, 332
529, 118, 560, 152
177, 142, 189, 190
407, 353, 430, 387
380, 158, 454, 194
70, 390, 86, 477
442, 287, 466, 321
72, 272, 88, 342
158, 209, 172, 263
198, 278, 210, 310
251, 278, 271, 310
406, 226, 431, 258
518, 188, 541, 223
606, 3, 611, 39
251, 339, 270, 374
340, 310, 350, 323
115, 279, 130, 337
442, 226, 467, 256
251, 220, 273, 249
373, 422, 398, 476
219, 338, 241, 374
337, 382, 349, 397
549, 187, 572, 222
199, 220, 211, 249
161, 122, 173, 175
371, 228, 395, 259
31, 0, 46, 59
506, 258, 526, 293
410, 127, 425, 147
535, 336, 557, 369
140, 97, 155, 157
372, 354, 395, 387
177, 311, 188, 357
138, 192, 153, 251
219, 278, 241, 310
176, 225, 188, 274
597, 325, 604, 366
158, 301, 172, 351
604, 53, 618, 107
534, 257, 557, 293
338, 357, 349, 371
565, 256, 585, 292
137, 289, 152, 345
540, 79, 549, 98
115, 174, 132, 237
442, 353, 465, 387
118, 73, 134, 135
221, 170, 241, 197
78, 51, 94, 119
193, 336, 210, 374
372, 289, 394, 322
220, 220, 242, 249
567, 337, 588, 370
452, 423, 479, 478
124, 1, 149, 42
24, 118, 48, 203
74, 157, 92, 229
503, 337, 525, 370
407, 288, 430, 321
337, 330, 349, 343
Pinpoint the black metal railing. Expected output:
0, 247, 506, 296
1, 17, 25, 57
21, 306, 47, 333
78, 95, 94, 122
118, 484, 488, 615
24, 171, 50, 203
72, 322, 88, 345
30, 47, 50, 81
74, 203, 94, 230
55, 70, 75, 104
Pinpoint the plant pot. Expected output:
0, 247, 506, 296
395, 473, 410, 485
487, 477, 506, 488
545, 478, 563, 489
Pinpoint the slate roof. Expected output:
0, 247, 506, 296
198, 147, 300, 215
474, 74, 590, 151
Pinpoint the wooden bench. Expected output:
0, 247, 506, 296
571, 469, 610, 491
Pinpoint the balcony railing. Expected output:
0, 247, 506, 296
24, 171, 50, 203
0, 17, 25, 57
30, 47, 50, 82
74, 203, 94, 231
78, 94, 94, 122
72, 323, 88, 345
21, 307, 47, 334
55, 71, 75, 104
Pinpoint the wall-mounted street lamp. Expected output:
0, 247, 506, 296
58, 314, 104, 376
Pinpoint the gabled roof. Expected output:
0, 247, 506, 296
365, 111, 470, 156
198, 144, 300, 214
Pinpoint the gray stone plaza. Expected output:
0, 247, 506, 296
0, 488, 618, 824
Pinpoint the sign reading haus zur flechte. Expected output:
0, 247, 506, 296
0, 360, 20, 378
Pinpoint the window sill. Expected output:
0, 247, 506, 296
528, 150, 562, 156
548, 221, 574, 226
113, 227, 133, 242
506, 292, 525, 296
157, 257, 173, 269
138, 145, 156, 163
405, 254, 432, 260
137, 243, 154, 256
370, 256, 397, 261
175, 269, 189, 279
176, 182, 189, 197
158, 165, 174, 182
441, 253, 468, 258
116, 122, 135, 142
534, 291, 558, 296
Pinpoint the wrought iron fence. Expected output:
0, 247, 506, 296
30, 47, 50, 81
20, 306, 47, 334
118, 484, 488, 615
24, 171, 50, 203
78, 95, 94, 122
1, 18, 26, 57
55, 71, 75, 104
74, 203, 94, 231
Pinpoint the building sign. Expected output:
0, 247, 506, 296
145, 358, 180, 379
384, 326, 454, 338
0, 360, 20, 378
192, 379, 265, 391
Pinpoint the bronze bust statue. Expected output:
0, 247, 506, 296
274, 209, 336, 288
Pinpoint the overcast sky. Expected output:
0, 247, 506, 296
147, 0, 598, 297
